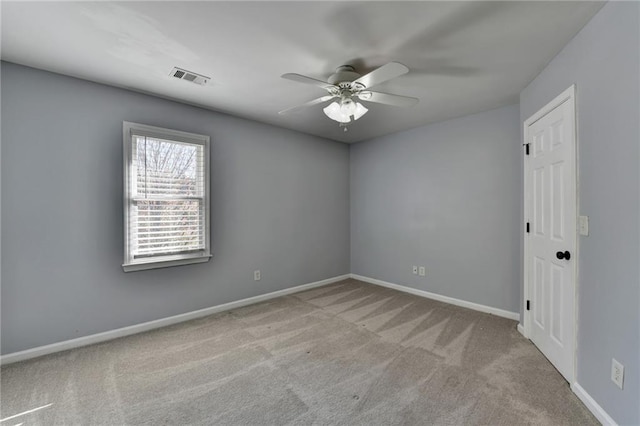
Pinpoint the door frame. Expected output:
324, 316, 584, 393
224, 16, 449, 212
522, 84, 578, 383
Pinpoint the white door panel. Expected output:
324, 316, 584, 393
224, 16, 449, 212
524, 86, 576, 383
533, 256, 545, 329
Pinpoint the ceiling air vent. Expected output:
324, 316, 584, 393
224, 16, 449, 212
170, 67, 210, 86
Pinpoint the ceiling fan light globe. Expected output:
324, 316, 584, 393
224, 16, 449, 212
353, 102, 368, 120
323, 102, 351, 123
341, 98, 356, 116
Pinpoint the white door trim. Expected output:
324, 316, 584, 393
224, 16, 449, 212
522, 84, 578, 383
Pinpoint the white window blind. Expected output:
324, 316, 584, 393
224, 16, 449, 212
123, 122, 210, 272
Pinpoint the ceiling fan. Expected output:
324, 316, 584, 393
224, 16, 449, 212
278, 62, 419, 130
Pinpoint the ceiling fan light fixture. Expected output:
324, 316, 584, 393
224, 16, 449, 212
323, 99, 368, 123
323, 101, 350, 123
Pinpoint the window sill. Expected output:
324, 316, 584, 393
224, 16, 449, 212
123, 253, 212, 272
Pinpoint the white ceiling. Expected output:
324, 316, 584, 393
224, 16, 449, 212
1, 1, 604, 143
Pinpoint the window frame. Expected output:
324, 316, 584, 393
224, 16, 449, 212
122, 121, 211, 272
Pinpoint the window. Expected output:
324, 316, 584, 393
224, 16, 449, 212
123, 122, 211, 272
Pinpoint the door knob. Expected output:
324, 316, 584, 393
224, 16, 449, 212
556, 251, 571, 260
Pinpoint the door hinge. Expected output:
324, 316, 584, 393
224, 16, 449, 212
526, 222, 530, 233
526, 300, 530, 311
524, 143, 530, 156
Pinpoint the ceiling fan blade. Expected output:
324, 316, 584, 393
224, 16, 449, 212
278, 95, 336, 115
353, 62, 410, 88
281, 73, 335, 90
357, 91, 418, 107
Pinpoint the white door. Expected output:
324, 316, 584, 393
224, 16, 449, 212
524, 86, 576, 383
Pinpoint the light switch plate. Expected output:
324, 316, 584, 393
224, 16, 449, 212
611, 358, 624, 389
579, 215, 589, 236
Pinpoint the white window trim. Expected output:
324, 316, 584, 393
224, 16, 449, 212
122, 121, 211, 272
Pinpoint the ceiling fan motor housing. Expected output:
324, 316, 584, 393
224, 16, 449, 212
328, 65, 361, 86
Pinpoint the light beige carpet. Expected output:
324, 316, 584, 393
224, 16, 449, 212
1, 279, 597, 425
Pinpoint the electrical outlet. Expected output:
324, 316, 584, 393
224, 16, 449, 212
412, 266, 418, 275
254, 270, 261, 281
418, 266, 426, 277
611, 359, 624, 389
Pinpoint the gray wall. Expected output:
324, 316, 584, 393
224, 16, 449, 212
519, 2, 639, 424
1, 62, 350, 355
350, 104, 521, 314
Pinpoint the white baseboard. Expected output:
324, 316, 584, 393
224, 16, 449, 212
517, 323, 527, 338
571, 382, 618, 426
0, 274, 351, 365
350, 274, 520, 321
